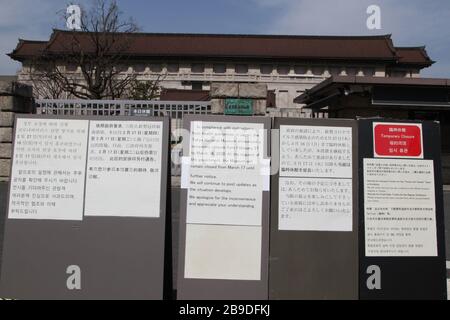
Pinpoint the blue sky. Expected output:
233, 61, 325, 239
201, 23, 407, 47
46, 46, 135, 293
1, 0, 449, 77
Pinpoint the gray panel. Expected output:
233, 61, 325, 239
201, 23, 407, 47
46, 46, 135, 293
177, 115, 271, 300
358, 119, 446, 300
444, 189, 450, 261
0, 115, 170, 300
171, 187, 180, 293
270, 118, 359, 300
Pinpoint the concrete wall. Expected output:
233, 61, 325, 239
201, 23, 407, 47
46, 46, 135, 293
0, 80, 33, 275
0, 80, 34, 182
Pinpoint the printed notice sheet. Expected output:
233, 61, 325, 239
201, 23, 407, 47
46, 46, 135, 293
278, 125, 353, 231
364, 158, 437, 257
186, 121, 265, 226
84, 121, 163, 218
8, 118, 89, 221
184, 120, 266, 281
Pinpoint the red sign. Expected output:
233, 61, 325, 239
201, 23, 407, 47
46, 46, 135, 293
373, 123, 423, 158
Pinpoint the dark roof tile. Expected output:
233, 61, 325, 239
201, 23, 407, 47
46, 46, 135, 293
8, 30, 432, 68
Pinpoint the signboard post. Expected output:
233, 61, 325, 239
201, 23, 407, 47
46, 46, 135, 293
358, 119, 447, 300
177, 115, 271, 300
0, 115, 171, 300
269, 118, 359, 300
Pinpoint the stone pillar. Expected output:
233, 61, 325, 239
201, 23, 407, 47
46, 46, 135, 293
0, 80, 33, 270
210, 82, 268, 115
0, 80, 34, 182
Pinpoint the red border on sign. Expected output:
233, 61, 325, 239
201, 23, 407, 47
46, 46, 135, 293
373, 122, 423, 158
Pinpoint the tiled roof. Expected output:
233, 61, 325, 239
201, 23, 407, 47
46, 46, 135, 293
8, 30, 433, 68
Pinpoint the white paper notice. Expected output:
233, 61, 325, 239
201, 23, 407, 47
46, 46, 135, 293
279, 177, 353, 231
186, 121, 265, 226
8, 118, 89, 221
364, 158, 437, 257
183, 120, 267, 281
280, 125, 352, 178
184, 224, 262, 281
84, 121, 163, 218
278, 125, 353, 231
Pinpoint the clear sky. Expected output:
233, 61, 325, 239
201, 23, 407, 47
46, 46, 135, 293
1, 0, 449, 77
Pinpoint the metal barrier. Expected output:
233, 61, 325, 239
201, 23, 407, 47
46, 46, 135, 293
35, 99, 212, 118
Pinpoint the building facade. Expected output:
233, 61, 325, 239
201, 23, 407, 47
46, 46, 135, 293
9, 30, 433, 115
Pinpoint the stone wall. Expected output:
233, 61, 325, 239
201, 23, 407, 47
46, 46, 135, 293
210, 83, 268, 115
0, 79, 33, 274
0, 80, 34, 182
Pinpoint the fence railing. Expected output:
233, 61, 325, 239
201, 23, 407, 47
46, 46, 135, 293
35, 99, 212, 118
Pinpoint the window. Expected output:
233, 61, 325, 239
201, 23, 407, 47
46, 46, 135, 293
312, 66, 324, 76
116, 65, 129, 73
167, 63, 179, 73
260, 65, 273, 74
191, 63, 205, 73
66, 64, 78, 72
192, 82, 203, 90
329, 66, 342, 76
294, 65, 307, 75
388, 70, 407, 78
134, 64, 146, 73
150, 64, 163, 72
34, 64, 47, 72
362, 67, 375, 77
346, 67, 357, 76
213, 64, 226, 73
235, 64, 248, 74
277, 65, 290, 75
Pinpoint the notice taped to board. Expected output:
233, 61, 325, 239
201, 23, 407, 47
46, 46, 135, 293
183, 120, 267, 282
84, 121, 163, 218
364, 158, 437, 257
186, 121, 265, 226
278, 125, 353, 231
8, 118, 89, 221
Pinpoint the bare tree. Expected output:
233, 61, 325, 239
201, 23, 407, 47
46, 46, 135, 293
29, 68, 67, 99
30, 0, 162, 100
127, 74, 166, 100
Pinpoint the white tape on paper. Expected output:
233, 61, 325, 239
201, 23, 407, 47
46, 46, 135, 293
260, 158, 271, 192
181, 157, 191, 189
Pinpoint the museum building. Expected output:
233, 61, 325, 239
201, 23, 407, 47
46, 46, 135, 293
9, 30, 433, 115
